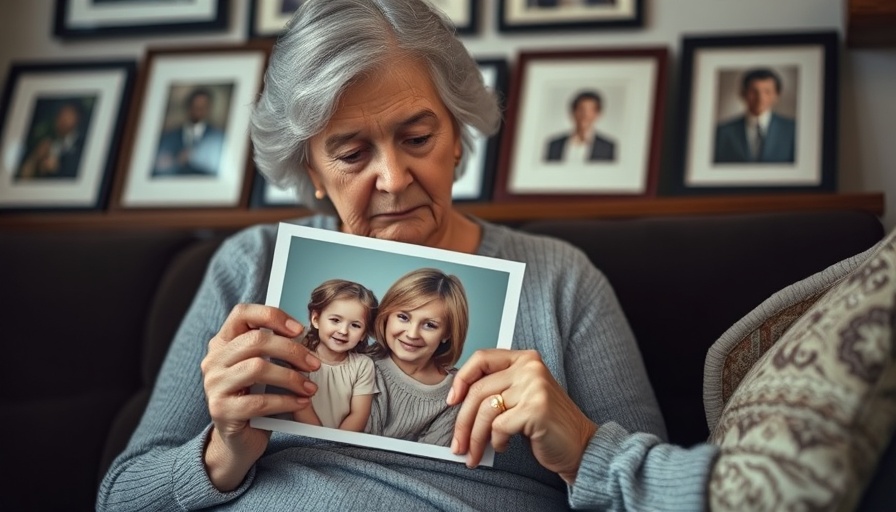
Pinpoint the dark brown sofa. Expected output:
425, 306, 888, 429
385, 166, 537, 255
1, 209, 891, 511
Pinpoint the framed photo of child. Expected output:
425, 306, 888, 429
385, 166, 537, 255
250, 223, 526, 466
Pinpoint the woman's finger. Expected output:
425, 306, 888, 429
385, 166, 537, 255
462, 391, 518, 467
217, 303, 304, 341
447, 348, 525, 406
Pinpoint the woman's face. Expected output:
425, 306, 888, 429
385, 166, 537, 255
384, 299, 448, 372
305, 58, 462, 247
311, 298, 369, 359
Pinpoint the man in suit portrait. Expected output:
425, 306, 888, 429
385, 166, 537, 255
545, 89, 615, 163
153, 87, 226, 177
714, 67, 796, 164
17, 100, 90, 180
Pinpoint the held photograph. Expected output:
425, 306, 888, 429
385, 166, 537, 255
671, 32, 839, 195
250, 224, 526, 466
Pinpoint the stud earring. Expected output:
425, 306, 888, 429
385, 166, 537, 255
314, 189, 326, 200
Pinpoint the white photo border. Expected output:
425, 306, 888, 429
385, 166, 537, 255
250, 223, 527, 466
116, 46, 269, 209
670, 32, 839, 195
55, 0, 227, 38
498, 0, 643, 32
495, 48, 666, 201
0, 61, 135, 210
249, 0, 477, 38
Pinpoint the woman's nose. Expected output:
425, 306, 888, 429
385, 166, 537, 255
405, 323, 420, 339
375, 149, 413, 193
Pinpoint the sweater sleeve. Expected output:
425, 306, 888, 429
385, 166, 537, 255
557, 247, 719, 510
490, 225, 717, 511
96, 227, 274, 511
569, 423, 719, 511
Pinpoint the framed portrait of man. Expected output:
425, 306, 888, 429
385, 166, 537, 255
670, 32, 838, 195
0, 60, 135, 210
494, 48, 666, 201
113, 44, 270, 209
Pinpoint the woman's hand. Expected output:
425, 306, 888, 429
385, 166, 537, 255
447, 349, 598, 485
200, 304, 321, 491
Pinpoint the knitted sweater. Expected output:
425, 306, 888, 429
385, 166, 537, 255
366, 356, 458, 446
97, 215, 718, 511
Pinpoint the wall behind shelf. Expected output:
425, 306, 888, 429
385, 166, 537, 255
1, 1, 894, 230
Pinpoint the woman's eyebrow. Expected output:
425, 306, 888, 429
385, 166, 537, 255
324, 109, 439, 153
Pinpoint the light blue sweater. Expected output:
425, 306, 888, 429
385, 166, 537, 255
97, 215, 718, 511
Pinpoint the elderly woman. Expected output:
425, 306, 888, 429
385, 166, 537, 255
97, 0, 718, 510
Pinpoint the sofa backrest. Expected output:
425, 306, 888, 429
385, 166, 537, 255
518, 210, 885, 446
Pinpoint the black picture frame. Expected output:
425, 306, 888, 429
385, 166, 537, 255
668, 31, 839, 196
248, 0, 477, 38
0, 60, 136, 211
452, 58, 509, 202
495, 48, 667, 202
54, 0, 228, 39
498, 0, 643, 33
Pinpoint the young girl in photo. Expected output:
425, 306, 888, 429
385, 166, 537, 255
294, 279, 379, 431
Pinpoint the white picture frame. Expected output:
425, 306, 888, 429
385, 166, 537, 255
114, 45, 269, 209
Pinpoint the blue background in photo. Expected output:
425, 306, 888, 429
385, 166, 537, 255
279, 236, 512, 367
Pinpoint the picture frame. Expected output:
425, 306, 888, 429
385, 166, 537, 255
250, 223, 526, 465
494, 48, 667, 201
112, 44, 270, 209
452, 58, 508, 202
498, 0, 643, 33
669, 32, 839, 195
249, 170, 303, 208
54, 0, 228, 39
0, 60, 136, 210
248, 0, 477, 38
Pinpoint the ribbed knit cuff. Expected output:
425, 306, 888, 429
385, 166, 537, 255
568, 422, 718, 511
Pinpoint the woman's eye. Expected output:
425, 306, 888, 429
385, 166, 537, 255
351, 322, 362, 329
338, 150, 362, 163
406, 134, 432, 147
396, 313, 409, 322
424, 321, 438, 330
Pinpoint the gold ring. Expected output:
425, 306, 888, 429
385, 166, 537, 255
490, 394, 507, 413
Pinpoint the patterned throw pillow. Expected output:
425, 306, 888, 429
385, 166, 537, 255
703, 241, 879, 432
706, 229, 896, 511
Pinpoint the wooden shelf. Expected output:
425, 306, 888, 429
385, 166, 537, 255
846, 0, 896, 47
0, 192, 884, 232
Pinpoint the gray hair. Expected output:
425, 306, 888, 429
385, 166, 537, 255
250, 0, 502, 212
